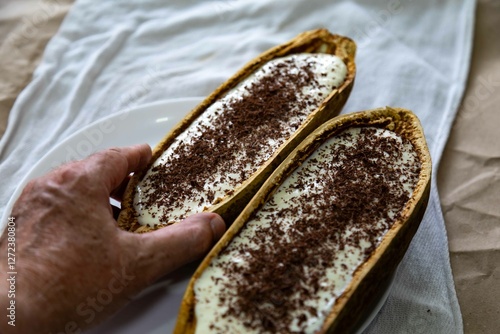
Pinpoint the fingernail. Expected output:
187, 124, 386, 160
209, 215, 226, 241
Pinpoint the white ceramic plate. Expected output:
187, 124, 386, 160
1, 98, 392, 334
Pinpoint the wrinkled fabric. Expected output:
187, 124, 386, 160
0, 1, 474, 333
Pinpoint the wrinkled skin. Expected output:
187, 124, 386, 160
0, 145, 226, 333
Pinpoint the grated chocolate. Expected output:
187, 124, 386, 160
136, 54, 346, 226
195, 127, 421, 333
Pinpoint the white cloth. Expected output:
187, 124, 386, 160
0, 0, 474, 333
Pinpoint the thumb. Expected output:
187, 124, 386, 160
126, 213, 226, 285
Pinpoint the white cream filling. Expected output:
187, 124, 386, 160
193, 127, 420, 334
134, 53, 348, 226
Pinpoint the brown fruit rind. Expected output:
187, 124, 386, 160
118, 29, 356, 233
174, 107, 432, 334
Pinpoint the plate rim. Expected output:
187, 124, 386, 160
0, 97, 204, 232
0, 96, 392, 333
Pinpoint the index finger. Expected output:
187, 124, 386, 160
84, 144, 152, 194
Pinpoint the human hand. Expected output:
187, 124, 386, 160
0, 144, 226, 334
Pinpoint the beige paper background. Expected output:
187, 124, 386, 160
0, 0, 73, 136
0, 1, 498, 333
438, 0, 500, 332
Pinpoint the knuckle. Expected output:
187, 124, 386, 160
57, 164, 89, 188
57, 164, 82, 182
104, 147, 124, 160
108, 147, 123, 155
96, 148, 128, 169
32, 163, 92, 198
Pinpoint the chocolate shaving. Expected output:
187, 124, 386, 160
207, 127, 421, 333
139, 55, 341, 224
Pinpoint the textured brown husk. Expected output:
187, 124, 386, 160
117, 29, 356, 233
174, 107, 432, 334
